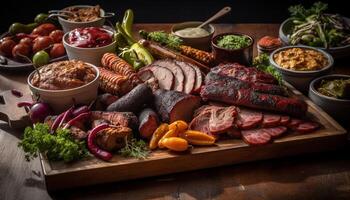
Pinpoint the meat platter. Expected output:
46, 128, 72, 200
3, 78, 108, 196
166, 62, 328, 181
40, 80, 346, 190
5, 5, 347, 191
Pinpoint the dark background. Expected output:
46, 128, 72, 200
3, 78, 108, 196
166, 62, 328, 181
0, 0, 348, 32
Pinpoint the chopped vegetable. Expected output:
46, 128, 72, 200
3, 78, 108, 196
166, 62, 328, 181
216, 34, 251, 50
288, 2, 350, 48
253, 53, 283, 85
317, 78, 350, 99
119, 138, 150, 159
18, 123, 88, 162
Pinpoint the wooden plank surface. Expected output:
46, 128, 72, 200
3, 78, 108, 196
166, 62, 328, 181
1, 24, 349, 200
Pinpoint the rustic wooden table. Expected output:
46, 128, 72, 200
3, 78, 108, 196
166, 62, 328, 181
1, 24, 349, 200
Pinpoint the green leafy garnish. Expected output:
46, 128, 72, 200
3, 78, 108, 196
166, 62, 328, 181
119, 138, 150, 159
139, 30, 183, 50
253, 53, 283, 85
18, 123, 88, 163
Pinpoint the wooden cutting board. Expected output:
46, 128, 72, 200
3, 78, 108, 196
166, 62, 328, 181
0, 90, 31, 128
39, 83, 348, 191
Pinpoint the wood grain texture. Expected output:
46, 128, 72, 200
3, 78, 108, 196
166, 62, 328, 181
0, 24, 349, 200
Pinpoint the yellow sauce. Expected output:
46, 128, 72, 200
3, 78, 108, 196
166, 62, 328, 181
273, 48, 328, 71
175, 27, 210, 38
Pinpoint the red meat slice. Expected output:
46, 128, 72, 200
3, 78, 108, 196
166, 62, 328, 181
209, 106, 237, 134
280, 115, 291, 126
262, 126, 287, 138
227, 127, 242, 138
262, 113, 281, 128
295, 121, 319, 133
141, 65, 174, 90
175, 60, 196, 94
242, 129, 271, 145
189, 112, 211, 135
286, 118, 303, 130
152, 60, 185, 92
236, 108, 263, 130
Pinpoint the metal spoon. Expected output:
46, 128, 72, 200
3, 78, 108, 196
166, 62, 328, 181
197, 6, 231, 29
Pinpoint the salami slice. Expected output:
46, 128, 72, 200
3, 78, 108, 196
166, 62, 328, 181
280, 115, 291, 126
262, 113, 281, 127
242, 129, 271, 145
262, 126, 287, 138
286, 118, 303, 130
236, 108, 263, 130
295, 121, 319, 133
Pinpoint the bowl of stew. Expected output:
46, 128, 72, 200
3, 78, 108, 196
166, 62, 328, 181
63, 27, 116, 66
27, 60, 99, 113
58, 5, 107, 33
211, 32, 254, 65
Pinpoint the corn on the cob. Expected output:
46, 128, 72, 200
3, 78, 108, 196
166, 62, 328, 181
101, 53, 141, 85
98, 67, 133, 95
179, 45, 215, 66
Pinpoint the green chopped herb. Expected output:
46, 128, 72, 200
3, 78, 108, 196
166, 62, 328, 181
216, 34, 251, 50
119, 138, 150, 159
18, 123, 88, 163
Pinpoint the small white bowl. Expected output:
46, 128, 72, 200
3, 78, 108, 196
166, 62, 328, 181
269, 46, 334, 93
63, 28, 116, 66
27, 62, 100, 113
58, 5, 106, 33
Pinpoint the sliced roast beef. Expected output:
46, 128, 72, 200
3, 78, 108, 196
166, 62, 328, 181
192, 65, 203, 93
262, 113, 281, 128
189, 111, 211, 134
137, 69, 159, 91
152, 59, 184, 92
286, 118, 303, 129
141, 65, 174, 90
209, 106, 237, 134
154, 89, 201, 123
227, 127, 242, 138
236, 108, 263, 130
211, 63, 278, 85
175, 60, 196, 94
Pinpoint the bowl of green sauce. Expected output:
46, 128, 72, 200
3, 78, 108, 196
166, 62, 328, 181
309, 74, 350, 123
211, 33, 254, 65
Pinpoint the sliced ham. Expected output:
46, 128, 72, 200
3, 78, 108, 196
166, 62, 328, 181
237, 108, 263, 130
175, 60, 196, 94
152, 60, 184, 92
141, 65, 174, 90
262, 113, 281, 128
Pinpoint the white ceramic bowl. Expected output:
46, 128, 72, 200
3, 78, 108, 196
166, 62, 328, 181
63, 28, 116, 66
27, 62, 100, 113
58, 5, 106, 33
269, 46, 334, 93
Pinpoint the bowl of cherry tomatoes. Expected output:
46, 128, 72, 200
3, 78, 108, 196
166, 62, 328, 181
0, 23, 67, 71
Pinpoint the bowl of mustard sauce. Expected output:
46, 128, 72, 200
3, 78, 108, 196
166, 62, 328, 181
171, 21, 215, 51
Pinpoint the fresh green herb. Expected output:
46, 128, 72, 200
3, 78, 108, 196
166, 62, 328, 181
288, 2, 350, 48
18, 123, 88, 163
253, 53, 283, 85
216, 35, 251, 50
139, 30, 183, 50
119, 138, 150, 159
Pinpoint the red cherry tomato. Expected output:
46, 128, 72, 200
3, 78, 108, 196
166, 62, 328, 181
33, 36, 53, 53
50, 43, 65, 58
12, 43, 31, 60
19, 37, 33, 46
0, 39, 17, 57
32, 23, 57, 36
49, 30, 64, 43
